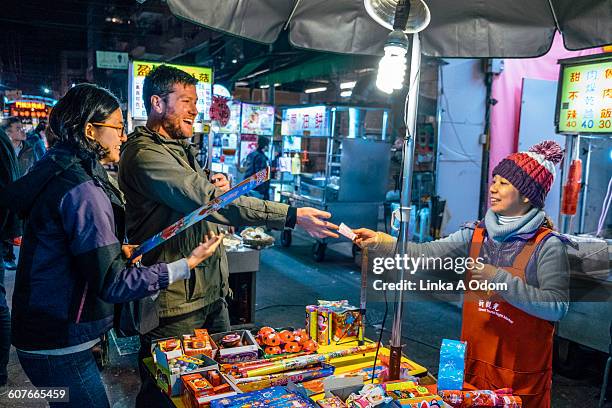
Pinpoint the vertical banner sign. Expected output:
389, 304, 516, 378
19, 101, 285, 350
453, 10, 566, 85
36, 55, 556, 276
131, 167, 270, 259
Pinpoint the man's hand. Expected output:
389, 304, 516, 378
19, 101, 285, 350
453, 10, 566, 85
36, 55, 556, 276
211, 173, 230, 193
186, 232, 225, 269
122, 244, 142, 265
470, 264, 498, 282
353, 228, 379, 249
296, 208, 339, 239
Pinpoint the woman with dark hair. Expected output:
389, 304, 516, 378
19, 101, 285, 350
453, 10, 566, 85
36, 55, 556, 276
0, 84, 223, 407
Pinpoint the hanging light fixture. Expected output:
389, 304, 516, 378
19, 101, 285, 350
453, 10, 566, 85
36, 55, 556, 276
365, 0, 431, 94
376, 30, 409, 94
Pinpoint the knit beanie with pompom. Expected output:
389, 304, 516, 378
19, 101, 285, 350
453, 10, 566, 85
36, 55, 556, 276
492, 140, 564, 208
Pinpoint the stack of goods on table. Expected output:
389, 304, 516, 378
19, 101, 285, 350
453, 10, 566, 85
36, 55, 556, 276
435, 339, 522, 408
211, 386, 317, 408
315, 381, 523, 408
439, 389, 522, 407
224, 344, 378, 393
145, 303, 523, 408
306, 300, 363, 345
151, 330, 241, 407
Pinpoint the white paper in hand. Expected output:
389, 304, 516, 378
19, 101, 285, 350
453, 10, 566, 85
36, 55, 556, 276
338, 223, 357, 241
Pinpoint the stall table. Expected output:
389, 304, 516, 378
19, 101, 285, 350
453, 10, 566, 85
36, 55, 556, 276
144, 339, 430, 407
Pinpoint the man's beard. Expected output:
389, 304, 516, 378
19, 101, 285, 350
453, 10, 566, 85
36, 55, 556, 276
161, 113, 188, 140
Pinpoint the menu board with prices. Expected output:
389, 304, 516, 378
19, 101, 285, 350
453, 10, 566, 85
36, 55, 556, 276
240, 103, 275, 135
557, 57, 612, 134
130, 60, 213, 123
281, 106, 328, 137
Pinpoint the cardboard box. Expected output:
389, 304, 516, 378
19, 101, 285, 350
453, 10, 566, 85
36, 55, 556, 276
183, 329, 218, 359
152, 337, 183, 365
181, 369, 241, 408
210, 330, 261, 364
154, 351, 218, 397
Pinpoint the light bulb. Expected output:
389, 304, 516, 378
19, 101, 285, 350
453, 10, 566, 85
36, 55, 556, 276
376, 44, 407, 94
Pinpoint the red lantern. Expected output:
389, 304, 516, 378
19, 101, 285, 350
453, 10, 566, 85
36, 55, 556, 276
209, 95, 231, 127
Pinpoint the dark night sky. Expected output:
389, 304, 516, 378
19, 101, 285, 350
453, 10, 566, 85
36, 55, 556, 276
0, 0, 135, 95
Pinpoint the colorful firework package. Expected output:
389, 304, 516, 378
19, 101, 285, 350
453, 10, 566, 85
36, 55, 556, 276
345, 384, 392, 407
437, 339, 467, 391
305, 301, 364, 346
210, 386, 317, 408
439, 389, 522, 407
383, 381, 444, 408
181, 369, 240, 408
317, 396, 348, 407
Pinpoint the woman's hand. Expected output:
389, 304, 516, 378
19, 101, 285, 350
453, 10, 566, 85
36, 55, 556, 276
211, 173, 230, 193
353, 228, 379, 249
470, 264, 498, 281
186, 232, 225, 269
122, 244, 142, 265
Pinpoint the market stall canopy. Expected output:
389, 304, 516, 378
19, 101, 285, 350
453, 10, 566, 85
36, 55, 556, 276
166, 0, 612, 58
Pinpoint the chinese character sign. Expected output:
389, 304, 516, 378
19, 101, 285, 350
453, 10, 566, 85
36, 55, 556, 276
281, 106, 329, 136
130, 60, 213, 122
558, 59, 612, 133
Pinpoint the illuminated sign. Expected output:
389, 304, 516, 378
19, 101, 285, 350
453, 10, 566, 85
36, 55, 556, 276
129, 60, 213, 122
556, 55, 612, 134
241, 103, 275, 135
281, 106, 328, 137
9, 100, 51, 118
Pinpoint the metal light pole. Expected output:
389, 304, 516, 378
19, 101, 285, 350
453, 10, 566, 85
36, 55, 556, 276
388, 32, 422, 380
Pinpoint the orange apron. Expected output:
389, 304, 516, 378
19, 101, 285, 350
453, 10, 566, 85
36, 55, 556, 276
461, 225, 554, 408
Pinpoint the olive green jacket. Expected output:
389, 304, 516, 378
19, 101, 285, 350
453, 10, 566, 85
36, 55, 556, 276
118, 126, 290, 318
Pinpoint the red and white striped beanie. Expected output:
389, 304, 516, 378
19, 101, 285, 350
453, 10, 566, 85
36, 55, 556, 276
492, 140, 564, 208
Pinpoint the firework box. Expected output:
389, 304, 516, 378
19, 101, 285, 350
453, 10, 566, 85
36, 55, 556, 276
181, 369, 241, 408
437, 339, 467, 391
384, 381, 445, 407
154, 352, 219, 397
152, 337, 183, 364
183, 329, 218, 359
230, 363, 335, 392
210, 386, 316, 408
210, 330, 261, 364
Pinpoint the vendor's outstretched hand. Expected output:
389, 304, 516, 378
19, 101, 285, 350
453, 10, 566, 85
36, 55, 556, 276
296, 208, 339, 239
187, 232, 224, 269
353, 228, 379, 249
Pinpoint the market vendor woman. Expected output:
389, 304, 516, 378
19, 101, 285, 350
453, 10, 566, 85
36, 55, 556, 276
354, 141, 569, 408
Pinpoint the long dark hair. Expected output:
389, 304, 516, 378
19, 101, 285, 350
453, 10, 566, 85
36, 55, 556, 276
48, 83, 120, 158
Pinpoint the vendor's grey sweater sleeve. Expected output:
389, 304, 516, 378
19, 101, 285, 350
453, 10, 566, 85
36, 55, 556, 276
491, 236, 570, 322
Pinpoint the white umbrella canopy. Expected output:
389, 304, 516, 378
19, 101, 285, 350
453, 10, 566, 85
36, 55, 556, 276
167, 0, 612, 58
